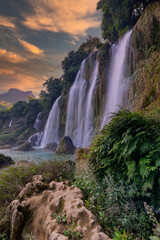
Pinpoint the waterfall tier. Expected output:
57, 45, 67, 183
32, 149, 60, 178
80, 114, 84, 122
40, 31, 132, 149
65, 52, 98, 148
40, 96, 61, 148
101, 30, 132, 128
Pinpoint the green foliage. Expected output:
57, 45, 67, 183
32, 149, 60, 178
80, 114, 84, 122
0, 233, 7, 240
97, 0, 155, 42
24, 99, 43, 124
40, 77, 63, 110
62, 36, 101, 93
75, 173, 153, 239
62, 50, 89, 93
22, 233, 38, 240
89, 109, 160, 207
11, 101, 28, 118
51, 213, 67, 224
144, 203, 160, 240
113, 230, 132, 240
63, 222, 82, 239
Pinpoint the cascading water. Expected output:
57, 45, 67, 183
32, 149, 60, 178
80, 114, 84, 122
40, 96, 61, 147
28, 132, 43, 146
101, 30, 132, 129
8, 120, 12, 127
65, 52, 98, 147
34, 112, 42, 131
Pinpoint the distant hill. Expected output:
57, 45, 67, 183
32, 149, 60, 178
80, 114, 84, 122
0, 88, 35, 104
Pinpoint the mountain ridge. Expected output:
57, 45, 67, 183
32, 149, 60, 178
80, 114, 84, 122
0, 88, 35, 104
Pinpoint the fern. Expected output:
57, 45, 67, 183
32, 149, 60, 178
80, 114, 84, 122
89, 109, 160, 207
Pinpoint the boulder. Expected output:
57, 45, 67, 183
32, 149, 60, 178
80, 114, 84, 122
0, 154, 15, 169
44, 142, 58, 151
17, 142, 35, 151
56, 136, 76, 154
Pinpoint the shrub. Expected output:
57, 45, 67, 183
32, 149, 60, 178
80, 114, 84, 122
75, 173, 153, 239
89, 110, 160, 207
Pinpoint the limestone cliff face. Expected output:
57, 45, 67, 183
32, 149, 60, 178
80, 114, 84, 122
95, 43, 111, 124
125, 1, 160, 112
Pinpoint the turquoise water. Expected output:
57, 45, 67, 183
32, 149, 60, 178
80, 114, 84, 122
0, 148, 74, 163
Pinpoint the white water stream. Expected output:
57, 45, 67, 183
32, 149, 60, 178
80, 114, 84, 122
65, 52, 98, 147
101, 30, 132, 128
40, 96, 61, 147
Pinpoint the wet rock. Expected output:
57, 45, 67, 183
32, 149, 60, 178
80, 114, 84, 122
44, 142, 58, 151
17, 142, 35, 151
56, 136, 76, 154
0, 153, 15, 169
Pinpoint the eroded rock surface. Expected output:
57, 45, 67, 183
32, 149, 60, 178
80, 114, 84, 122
8, 175, 111, 240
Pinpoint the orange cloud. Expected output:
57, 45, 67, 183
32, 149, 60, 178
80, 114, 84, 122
0, 16, 16, 29
0, 48, 27, 63
22, 0, 100, 36
19, 39, 44, 55
0, 69, 15, 75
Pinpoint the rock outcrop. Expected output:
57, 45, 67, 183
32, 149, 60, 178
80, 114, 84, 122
56, 136, 76, 154
17, 142, 35, 151
44, 142, 58, 151
0, 154, 15, 169
8, 175, 111, 240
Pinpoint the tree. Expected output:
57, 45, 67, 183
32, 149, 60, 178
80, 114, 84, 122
97, 0, 156, 42
62, 36, 101, 93
40, 77, 63, 109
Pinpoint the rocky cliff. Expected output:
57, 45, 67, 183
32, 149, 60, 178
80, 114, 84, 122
125, 1, 160, 112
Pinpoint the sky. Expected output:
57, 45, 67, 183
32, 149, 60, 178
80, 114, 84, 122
0, 0, 102, 97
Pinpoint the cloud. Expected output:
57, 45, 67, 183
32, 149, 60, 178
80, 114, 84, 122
22, 0, 100, 36
0, 69, 15, 75
18, 39, 44, 55
0, 16, 16, 29
65, 40, 77, 46
0, 50, 62, 96
0, 48, 27, 63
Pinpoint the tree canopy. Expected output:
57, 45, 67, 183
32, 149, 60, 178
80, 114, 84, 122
97, 0, 156, 42
62, 37, 101, 93
39, 77, 63, 110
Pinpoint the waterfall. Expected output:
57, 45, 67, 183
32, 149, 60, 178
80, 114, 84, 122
65, 52, 98, 148
40, 96, 61, 147
101, 30, 132, 129
34, 112, 42, 131
9, 120, 12, 127
28, 132, 43, 146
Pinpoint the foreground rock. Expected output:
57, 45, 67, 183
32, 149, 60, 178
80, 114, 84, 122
8, 175, 111, 240
44, 142, 58, 151
0, 154, 15, 168
17, 142, 35, 151
56, 136, 76, 154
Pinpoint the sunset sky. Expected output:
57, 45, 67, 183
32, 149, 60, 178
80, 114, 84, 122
0, 0, 101, 96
